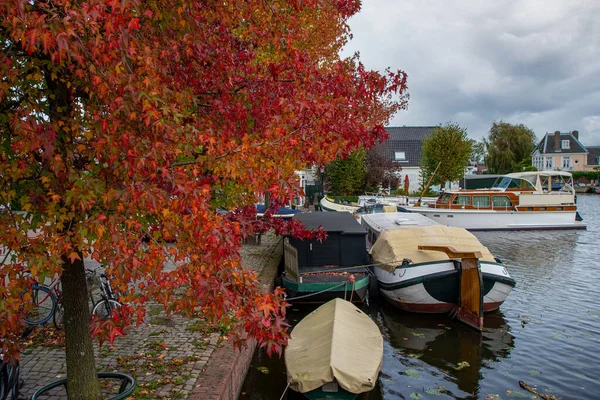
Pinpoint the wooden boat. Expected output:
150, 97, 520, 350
285, 298, 383, 400
401, 171, 587, 230
361, 212, 516, 330
573, 183, 591, 193
282, 213, 370, 303
319, 196, 360, 213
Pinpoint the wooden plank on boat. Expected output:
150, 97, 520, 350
284, 238, 300, 283
418, 245, 484, 331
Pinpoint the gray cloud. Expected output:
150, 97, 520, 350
342, 0, 600, 145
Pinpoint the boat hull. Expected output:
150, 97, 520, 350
282, 273, 369, 303
319, 197, 360, 213
404, 207, 586, 230
375, 260, 515, 313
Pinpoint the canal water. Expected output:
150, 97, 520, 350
240, 194, 600, 400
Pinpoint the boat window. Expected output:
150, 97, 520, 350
492, 195, 513, 208
452, 195, 471, 205
492, 176, 511, 189
492, 177, 535, 190
473, 195, 490, 208
516, 179, 535, 189
439, 194, 452, 203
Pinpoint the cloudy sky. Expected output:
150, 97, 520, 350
342, 0, 600, 145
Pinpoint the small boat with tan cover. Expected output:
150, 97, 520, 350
285, 298, 383, 400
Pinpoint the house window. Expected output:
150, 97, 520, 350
562, 140, 570, 149
562, 156, 571, 169
394, 151, 406, 161
473, 195, 490, 208
545, 157, 553, 169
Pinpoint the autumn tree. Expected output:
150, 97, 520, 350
325, 150, 367, 196
420, 122, 472, 188
364, 142, 401, 193
0, 0, 407, 397
485, 122, 536, 174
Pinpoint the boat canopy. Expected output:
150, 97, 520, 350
505, 170, 573, 179
285, 298, 383, 394
370, 226, 497, 272
493, 170, 574, 193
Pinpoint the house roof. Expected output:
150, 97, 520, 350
291, 212, 366, 235
383, 126, 437, 167
534, 132, 587, 155
587, 146, 600, 166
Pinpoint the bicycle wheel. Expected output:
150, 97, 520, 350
9, 362, 19, 400
23, 285, 56, 325
92, 299, 122, 319
0, 363, 7, 400
0, 361, 20, 400
53, 296, 64, 329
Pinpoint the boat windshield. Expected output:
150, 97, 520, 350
437, 193, 452, 203
492, 177, 535, 190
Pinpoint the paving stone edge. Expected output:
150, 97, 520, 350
189, 235, 282, 400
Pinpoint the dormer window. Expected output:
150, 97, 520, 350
562, 140, 570, 149
394, 151, 406, 161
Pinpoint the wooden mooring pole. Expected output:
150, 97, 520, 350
418, 245, 484, 331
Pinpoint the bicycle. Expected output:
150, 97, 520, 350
22, 275, 61, 328
86, 268, 122, 319
0, 359, 20, 400
23, 267, 121, 329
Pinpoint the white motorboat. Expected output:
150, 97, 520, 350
399, 171, 587, 230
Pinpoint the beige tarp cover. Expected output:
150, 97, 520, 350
382, 205, 397, 213
370, 225, 496, 272
285, 298, 383, 394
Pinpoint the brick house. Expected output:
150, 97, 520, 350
531, 130, 588, 172
382, 126, 437, 193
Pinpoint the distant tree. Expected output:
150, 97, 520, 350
485, 122, 536, 174
364, 143, 402, 193
420, 123, 472, 187
325, 150, 367, 195
470, 139, 486, 165
514, 157, 538, 172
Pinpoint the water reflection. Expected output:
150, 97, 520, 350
373, 302, 513, 398
475, 230, 579, 269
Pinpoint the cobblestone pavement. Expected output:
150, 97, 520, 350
18, 233, 283, 399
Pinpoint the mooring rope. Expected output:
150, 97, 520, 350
283, 282, 347, 301
279, 379, 292, 400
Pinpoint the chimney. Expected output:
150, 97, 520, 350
554, 131, 560, 152
572, 130, 579, 140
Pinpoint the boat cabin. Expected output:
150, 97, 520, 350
360, 212, 437, 249
282, 213, 371, 303
428, 171, 577, 212
286, 212, 368, 267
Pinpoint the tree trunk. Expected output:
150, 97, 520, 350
61, 253, 102, 399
